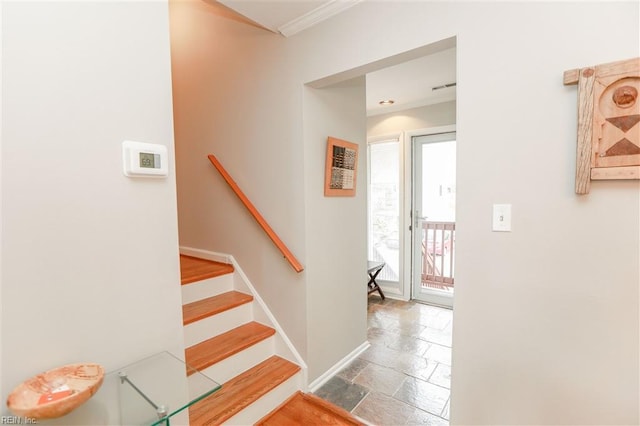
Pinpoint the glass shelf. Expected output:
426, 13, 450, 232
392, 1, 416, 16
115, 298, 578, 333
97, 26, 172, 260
37, 352, 220, 426
118, 352, 221, 426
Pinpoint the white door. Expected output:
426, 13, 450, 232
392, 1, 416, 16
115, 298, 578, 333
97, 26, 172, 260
411, 132, 456, 307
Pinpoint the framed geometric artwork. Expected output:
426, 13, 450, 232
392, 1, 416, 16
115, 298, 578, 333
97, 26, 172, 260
564, 57, 640, 194
324, 136, 359, 196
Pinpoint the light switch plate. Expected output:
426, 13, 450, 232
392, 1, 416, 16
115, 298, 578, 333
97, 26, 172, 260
492, 204, 512, 232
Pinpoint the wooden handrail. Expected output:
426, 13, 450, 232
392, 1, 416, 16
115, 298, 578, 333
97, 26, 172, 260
208, 155, 304, 273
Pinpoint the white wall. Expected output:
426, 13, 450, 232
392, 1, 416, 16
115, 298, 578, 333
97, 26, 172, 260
292, 2, 638, 424
0, 0, 3, 404
173, 0, 638, 423
368, 101, 456, 137
303, 79, 368, 381
3, 1, 634, 422
1, 0, 183, 409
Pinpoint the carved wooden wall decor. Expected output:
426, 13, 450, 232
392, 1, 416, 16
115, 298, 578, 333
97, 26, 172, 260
564, 57, 640, 194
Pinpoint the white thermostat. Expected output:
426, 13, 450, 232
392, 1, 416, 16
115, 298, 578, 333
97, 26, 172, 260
122, 140, 168, 178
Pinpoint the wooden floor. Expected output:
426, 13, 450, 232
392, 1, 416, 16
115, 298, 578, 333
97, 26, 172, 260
179, 254, 234, 285
257, 391, 365, 426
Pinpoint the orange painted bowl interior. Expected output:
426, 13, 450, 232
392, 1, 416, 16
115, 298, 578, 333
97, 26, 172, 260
6, 363, 104, 420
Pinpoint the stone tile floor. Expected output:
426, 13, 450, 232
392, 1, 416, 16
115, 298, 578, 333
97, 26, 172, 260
314, 297, 452, 426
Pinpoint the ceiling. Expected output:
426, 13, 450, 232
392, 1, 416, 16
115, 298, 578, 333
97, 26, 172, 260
366, 47, 456, 116
213, 0, 456, 116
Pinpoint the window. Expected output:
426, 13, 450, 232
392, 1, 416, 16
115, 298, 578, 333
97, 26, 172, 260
368, 139, 400, 282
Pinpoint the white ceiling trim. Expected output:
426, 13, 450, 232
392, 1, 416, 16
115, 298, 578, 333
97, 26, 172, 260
278, 0, 363, 37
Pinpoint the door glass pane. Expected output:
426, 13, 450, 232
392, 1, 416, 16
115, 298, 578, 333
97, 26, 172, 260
421, 141, 456, 222
412, 133, 456, 307
369, 141, 399, 282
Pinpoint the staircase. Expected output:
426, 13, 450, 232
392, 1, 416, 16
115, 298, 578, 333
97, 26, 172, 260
180, 254, 303, 425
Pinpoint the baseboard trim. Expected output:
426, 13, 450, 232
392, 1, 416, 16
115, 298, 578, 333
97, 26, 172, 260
308, 341, 370, 392
227, 254, 309, 378
179, 247, 231, 264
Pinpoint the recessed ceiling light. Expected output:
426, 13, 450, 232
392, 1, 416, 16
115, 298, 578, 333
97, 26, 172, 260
379, 100, 395, 105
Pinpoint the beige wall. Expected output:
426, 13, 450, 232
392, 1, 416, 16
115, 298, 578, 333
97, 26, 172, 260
368, 101, 456, 137
170, 0, 369, 382
303, 78, 368, 381
1, 1, 183, 410
170, 0, 310, 358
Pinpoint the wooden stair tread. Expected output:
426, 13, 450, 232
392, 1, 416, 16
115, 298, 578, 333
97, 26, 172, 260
183, 291, 253, 325
185, 322, 275, 373
257, 391, 365, 426
180, 254, 234, 285
189, 355, 301, 426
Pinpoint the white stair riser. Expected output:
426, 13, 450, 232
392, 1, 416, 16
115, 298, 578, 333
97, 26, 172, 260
183, 303, 253, 347
196, 337, 275, 384
181, 273, 234, 304
223, 371, 303, 425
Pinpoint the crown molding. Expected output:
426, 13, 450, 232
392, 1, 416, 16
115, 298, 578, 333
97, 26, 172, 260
278, 0, 364, 37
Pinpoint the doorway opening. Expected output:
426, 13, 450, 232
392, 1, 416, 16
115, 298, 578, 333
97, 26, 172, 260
364, 44, 457, 307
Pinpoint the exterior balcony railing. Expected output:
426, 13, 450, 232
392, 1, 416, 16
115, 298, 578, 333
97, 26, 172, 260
421, 221, 455, 289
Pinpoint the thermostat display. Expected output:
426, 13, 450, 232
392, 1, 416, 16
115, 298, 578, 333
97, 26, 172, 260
123, 141, 168, 178
140, 152, 160, 169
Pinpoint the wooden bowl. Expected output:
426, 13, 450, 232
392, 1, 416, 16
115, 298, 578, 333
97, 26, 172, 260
6, 363, 104, 420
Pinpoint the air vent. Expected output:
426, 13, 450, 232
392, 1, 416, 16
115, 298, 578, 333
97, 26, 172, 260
432, 82, 457, 91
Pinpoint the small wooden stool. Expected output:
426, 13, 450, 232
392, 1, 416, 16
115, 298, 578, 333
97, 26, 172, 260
367, 261, 386, 299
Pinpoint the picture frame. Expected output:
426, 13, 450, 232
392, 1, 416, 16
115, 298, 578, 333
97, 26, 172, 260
324, 136, 359, 197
